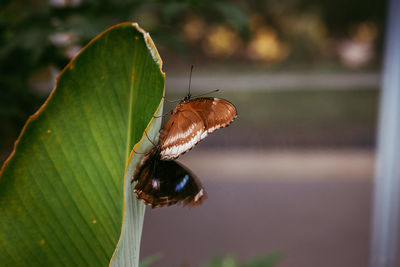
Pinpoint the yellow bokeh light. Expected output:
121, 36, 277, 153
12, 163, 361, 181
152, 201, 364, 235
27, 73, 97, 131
182, 16, 206, 42
203, 25, 241, 58
247, 26, 289, 62
353, 22, 377, 44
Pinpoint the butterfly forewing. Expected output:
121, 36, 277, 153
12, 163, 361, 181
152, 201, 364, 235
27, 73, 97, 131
160, 108, 205, 160
189, 97, 237, 134
132, 147, 206, 208
160, 97, 237, 160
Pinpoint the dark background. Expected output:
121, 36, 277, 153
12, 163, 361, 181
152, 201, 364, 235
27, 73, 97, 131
0, 0, 386, 160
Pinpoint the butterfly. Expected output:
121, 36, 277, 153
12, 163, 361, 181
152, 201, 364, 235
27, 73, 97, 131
132, 145, 205, 208
132, 67, 235, 207
159, 96, 237, 160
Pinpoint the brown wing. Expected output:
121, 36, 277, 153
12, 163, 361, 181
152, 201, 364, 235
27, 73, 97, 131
188, 97, 237, 135
159, 108, 206, 160
159, 97, 237, 160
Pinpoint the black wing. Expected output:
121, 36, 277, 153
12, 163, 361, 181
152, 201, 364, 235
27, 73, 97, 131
132, 147, 206, 208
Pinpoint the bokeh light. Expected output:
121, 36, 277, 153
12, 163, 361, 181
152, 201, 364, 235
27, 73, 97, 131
202, 24, 241, 58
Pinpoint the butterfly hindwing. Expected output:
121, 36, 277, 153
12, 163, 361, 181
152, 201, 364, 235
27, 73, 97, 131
160, 97, 237, 160
133, 147, 205, 208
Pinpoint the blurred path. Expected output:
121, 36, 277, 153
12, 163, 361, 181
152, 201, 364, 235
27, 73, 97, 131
166, 72, 380, 92
140, 149, 374, 267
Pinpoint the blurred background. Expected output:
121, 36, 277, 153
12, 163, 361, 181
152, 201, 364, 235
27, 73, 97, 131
0, 0, 387, 266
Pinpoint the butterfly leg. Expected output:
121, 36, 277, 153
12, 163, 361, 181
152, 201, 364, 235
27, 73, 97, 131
132, 150, 147, 155
143, 129, 158, 147
132, 129, 158, 156
153, 110, 172, 118
162, 96, 181, 103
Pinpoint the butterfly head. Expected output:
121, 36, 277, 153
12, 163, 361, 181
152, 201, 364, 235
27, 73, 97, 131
183, 93, 191, 102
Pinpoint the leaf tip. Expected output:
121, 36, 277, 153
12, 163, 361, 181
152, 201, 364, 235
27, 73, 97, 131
130, 22, 164, 72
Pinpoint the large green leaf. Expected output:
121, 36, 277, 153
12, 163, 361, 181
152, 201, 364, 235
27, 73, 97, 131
0, 22, 165, 266
110, 103, 163, 267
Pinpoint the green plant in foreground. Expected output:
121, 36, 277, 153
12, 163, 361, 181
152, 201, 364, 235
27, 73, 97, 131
139, 253, 163, 267
0, 23, 164, 267
205, 252, 282, 267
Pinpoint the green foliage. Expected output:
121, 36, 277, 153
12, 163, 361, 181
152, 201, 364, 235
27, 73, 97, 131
0, 23, 164, 266
214, 2, 249, 38
139, 253, 163, 267
205, 252, 282, 267
0, 0, 248, 161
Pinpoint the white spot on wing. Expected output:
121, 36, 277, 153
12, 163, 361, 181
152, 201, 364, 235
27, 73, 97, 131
164, 124, 197, 146
194, 189, 204, 202
152, 179, 160, 189
161, 129, 204, 159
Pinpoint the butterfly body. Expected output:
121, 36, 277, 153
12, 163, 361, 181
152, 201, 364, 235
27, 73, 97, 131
133, 146, 205, 208
160, 97, 237, 160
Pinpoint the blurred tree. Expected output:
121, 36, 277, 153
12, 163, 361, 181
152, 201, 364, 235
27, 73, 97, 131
0, 0, 387, 162
0, 0, 248, 162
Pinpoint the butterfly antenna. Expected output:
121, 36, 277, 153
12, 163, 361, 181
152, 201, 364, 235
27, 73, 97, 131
191, 89, 220, 98
188, 65, 194, 99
